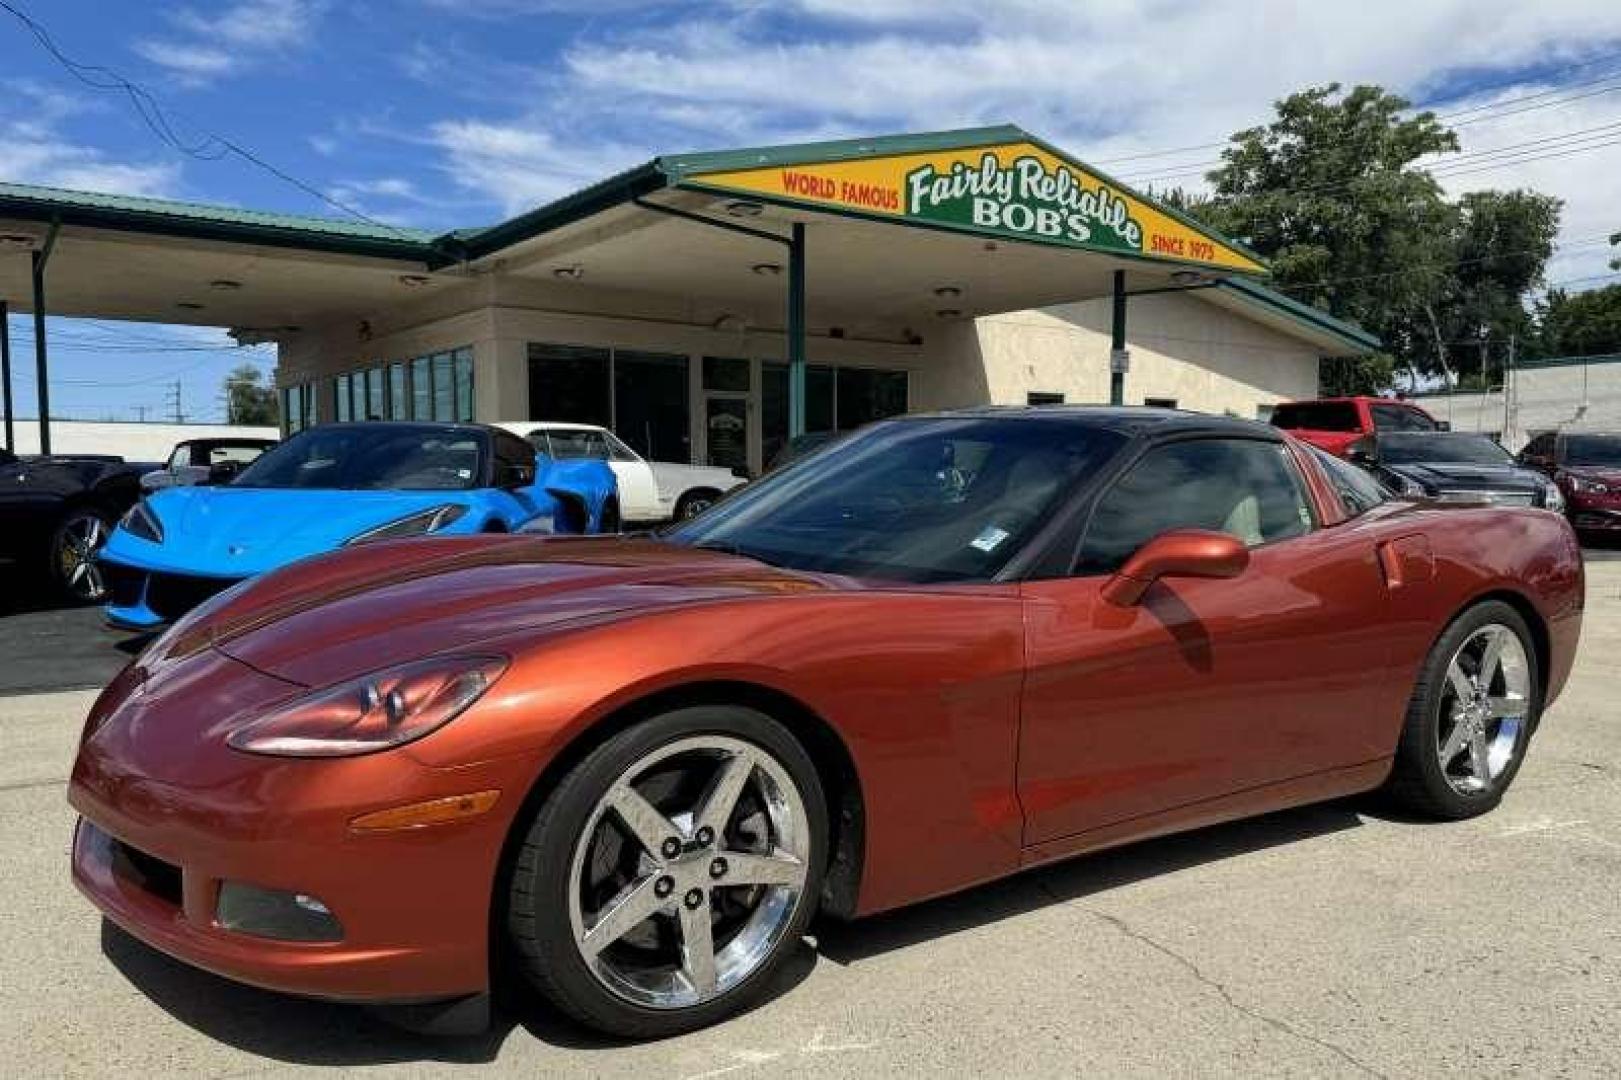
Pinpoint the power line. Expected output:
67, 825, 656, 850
1095, 50, 1621, 169
0, 0, 414, 235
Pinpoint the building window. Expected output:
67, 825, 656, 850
281, 383, 315, 434
1028, 391, 1065, 406
762, 362, 835, 467
333, 373, 353, 422
836, 367, 908, 430
453, 349, 474, 421
388, 363, 409, 420
1144, 397, 1179, 409
528, 344, 612, 428
616, 351, 690, 462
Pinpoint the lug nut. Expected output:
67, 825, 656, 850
695, 826, 715, 847
684, 888, 704, 909
654, 875, 674, 898
709, 857, 728, 879
661, 837, 682, 859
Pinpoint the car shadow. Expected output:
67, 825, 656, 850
814, 797, 1371, 965
99, 796, 1379, 1065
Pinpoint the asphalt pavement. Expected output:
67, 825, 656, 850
1, 557, 1619, 1077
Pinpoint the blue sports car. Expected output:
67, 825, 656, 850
98, 421, 618, 630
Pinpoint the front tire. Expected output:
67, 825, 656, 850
506, 706, 827, 1037
1384, 601, 1539, 819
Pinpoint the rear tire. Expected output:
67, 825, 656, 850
506, 706, 826, 1038
1384, 601, 1539, 819
673, 489, 720, 522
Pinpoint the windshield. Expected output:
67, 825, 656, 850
1272, 402, 1359, 431
232, 425, 485, 490
1379, 433, 1512, 465
1564, 435, 1621, 467
665, 417, 1124, 582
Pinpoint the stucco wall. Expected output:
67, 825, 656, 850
967, 290, 1321, 416
7, 421, 278, 462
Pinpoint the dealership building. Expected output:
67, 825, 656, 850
0, 126, 1377, 471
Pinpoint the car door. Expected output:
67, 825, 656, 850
602, 431, 662, 520
1016, 435, 1398, 847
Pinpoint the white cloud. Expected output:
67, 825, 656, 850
0, 83, 179, 196
137, 0, 324, 83
429, 120, 645, 215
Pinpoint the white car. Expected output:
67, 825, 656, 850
496, 421, 746, 523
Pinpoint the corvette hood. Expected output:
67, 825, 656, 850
124, 487, 485, 576
1388, 462, 1542, 491
186, 536, 848, 687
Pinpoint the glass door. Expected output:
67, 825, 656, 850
703, 394, 750, 474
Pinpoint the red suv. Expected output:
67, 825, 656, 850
1518, 430, 1621, 535
1270, 396, 1442, 457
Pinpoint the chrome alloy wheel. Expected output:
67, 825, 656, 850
1436, 623, 1530, 795
57, 512, 109, 601
566, 735, 811, 1010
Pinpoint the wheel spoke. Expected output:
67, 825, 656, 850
1446, 660, 1474, 702
607, 786, 681, 862
68, 561, 89, 587
83, 564, 105, 600
1477, 627, 1505, 689
83, 517, 104, 551
722, 851, 806, 888
579, 875, 665, 957
696, 749, 756, 837
1438, 720, 1469, 765
1487, 692, 1527, 720
678, 894, 718, 996
1467, 732, 1492, 781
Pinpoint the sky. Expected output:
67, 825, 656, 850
3, 0, 1621, 421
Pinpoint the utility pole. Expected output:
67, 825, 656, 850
134, 405, 149, 423
1502, 334, 1516, 447
166, 380, 184, 423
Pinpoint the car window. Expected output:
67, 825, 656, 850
168, 446, 189, 469
1563, 434, 1621, 466
234, 426, 484, 490
1306, 444, 1387, 517
1077, 438, 1314, 575
546, 430, 611, 460
493, 431, 537, 475
1371, 404, 1435, 432
1271, 402, 1359, 431
604, 432, 641, 463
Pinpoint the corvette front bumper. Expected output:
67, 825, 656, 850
98, 557, 243, 629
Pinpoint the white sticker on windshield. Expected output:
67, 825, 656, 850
970, 525, 1011, 553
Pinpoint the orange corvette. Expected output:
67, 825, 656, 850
69, 409, 1584, 1037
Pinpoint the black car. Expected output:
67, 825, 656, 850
0, 448, 147, 602
1348, 432, 1563, 510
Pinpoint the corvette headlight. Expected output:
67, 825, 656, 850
120, 500, 164, 543
345, 504, 468, 545
1570, 477, 1610, 494
226, 655, 507, 757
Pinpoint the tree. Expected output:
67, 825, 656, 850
1196, 84, 1562, 391
223, 364, 279, 426
1538, 285, 1621, 359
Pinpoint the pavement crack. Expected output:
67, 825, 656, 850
0, 776, 67, 794
1083, 904, 1390, 1080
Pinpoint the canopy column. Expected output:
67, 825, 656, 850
31, 221, 59, 454
1, 299, 13, 452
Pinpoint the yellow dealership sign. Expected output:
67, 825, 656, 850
682, 139, 1265, 275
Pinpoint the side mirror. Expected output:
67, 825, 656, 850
1101, 529, 1250, 607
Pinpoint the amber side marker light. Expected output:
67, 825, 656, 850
349, 790, 501, 832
